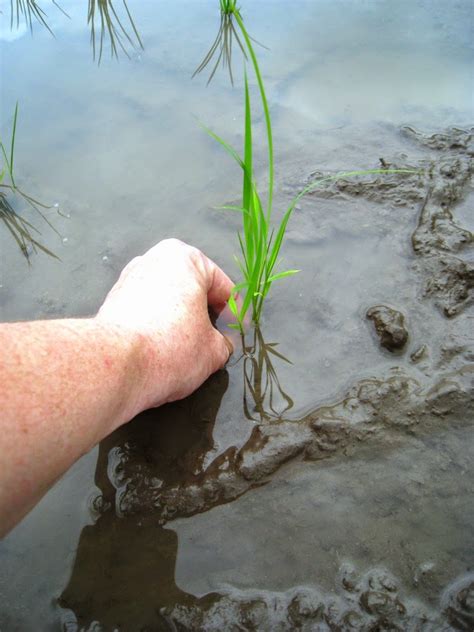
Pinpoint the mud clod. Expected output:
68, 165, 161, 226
359, 590, 406, 618
410, 344, 428, 363
367, 305, 409, 351
305, 162, 425, 207
441, 573, 474, 631
407, 134, 474, 317
401, 127, 474, 155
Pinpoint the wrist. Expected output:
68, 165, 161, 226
92, 318, 169, 428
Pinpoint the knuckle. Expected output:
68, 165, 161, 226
160, 237, 185, 249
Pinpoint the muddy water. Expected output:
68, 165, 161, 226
1, 1, 473, 630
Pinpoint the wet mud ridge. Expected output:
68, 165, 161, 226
407, 128, 474, 317
160, 567, 474, 631
109, 365, 473, 525
306, 127, 474, 317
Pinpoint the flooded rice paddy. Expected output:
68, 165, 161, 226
0, 1, 473, 630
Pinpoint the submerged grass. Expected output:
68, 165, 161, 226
196, 2, 421, 332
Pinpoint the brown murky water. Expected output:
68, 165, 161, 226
1, 1, 473, 630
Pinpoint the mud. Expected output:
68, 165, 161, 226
87, 131, 474, 527
57, 127, 474, 631
366, 304, 409, 351
159, 567, 474, 631
59, 355, 474, 630
303, 127, 474, 318
90, 362, 473, 525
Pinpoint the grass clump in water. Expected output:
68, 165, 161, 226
196, 2, 293, 331
1, 102, 59, 261
196, 2, 420, 332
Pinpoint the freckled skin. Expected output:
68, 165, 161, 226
0, 239, 234, 536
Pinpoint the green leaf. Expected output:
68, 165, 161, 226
227, 293, 239, 317
215, 204, 250, 215
267, 269, 300, 283
233, 10, 274, 218
10, 102, 18, 186
243, 72, 253, 214
199, 121, 244, 169
266, 202, 296, 278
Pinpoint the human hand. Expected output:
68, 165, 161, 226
96, 239, 234, 414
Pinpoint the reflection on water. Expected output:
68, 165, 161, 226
0, 102, 61, 260
192, 0, 245, 86
242, 326, 294, 422
9, 0, 62, 35
3, 0, 144, 257
59, 514, 224, 630
57, 366, 474, 629
8, 0, 143, 61
59, 371, 229, 628
0, 187, 60, 261
87, 0, 143, 62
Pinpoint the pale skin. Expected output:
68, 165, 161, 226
0, 239, 234, 536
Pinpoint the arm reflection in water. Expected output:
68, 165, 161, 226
59, 370, 229, 629
58, 334, 296, 628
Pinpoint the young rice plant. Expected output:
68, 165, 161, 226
196, 3, 419, 332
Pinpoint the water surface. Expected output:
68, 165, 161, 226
0, 1, 473, 629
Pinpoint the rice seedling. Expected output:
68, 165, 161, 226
0, 102, 59, 261
196, 2, 420, 332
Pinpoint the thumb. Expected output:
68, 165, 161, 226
209, 328, 233, 371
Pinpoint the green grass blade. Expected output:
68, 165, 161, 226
243, 72, 253, 212
214, 204, 250, 215
199, 122, 245, 170
9, 102, 18, 186
233, 9, 273, 220
0, 144, 10, 179
266, 202, 296, 278
267, 269, 300, 283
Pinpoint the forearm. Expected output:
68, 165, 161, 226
0, 319, 146, 535
0, 239, 233, 536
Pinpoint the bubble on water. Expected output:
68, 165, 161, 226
53, 202, 59, 209
62, 237, 68, 244
102, 255, 109, 262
